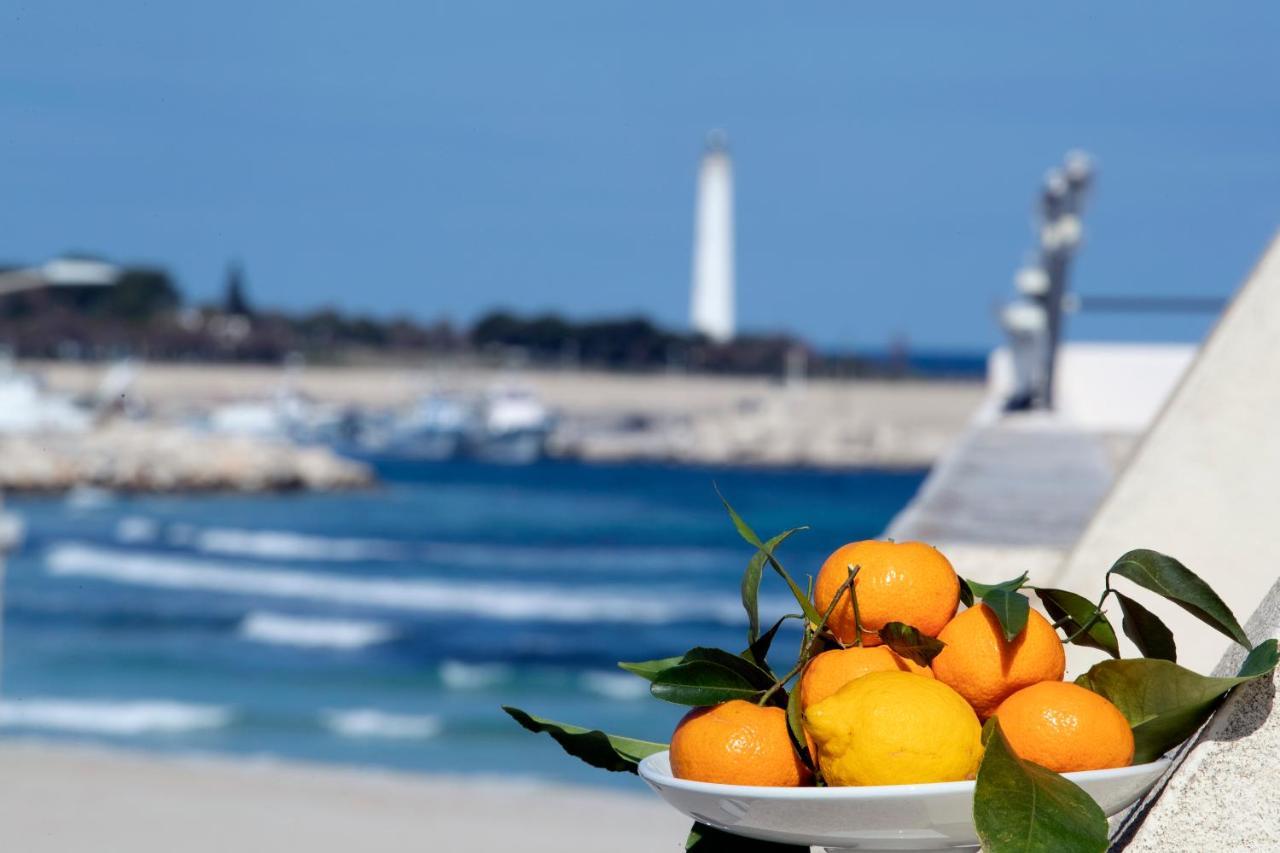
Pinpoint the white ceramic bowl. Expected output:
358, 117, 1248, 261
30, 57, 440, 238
639, 751, 1168, 852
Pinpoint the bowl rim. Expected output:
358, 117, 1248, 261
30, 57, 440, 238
638, 750, 1171, 800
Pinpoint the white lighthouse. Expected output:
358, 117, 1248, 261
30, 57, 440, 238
690, 131, 735, 342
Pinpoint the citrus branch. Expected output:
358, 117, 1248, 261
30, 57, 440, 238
758, 566, 859, 706
1063, 578, 1115, 644
848, 564, 864, 647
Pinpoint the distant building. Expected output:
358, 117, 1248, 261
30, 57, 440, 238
0, 255, 121, 296
0, 255, 180, 323
690, 132, 735, 343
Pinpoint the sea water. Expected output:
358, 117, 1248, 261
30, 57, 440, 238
0, 459, 923, 786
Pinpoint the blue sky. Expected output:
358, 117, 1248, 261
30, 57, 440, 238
2, 3, 1277, 349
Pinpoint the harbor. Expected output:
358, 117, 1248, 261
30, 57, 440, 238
21, 360, 984, 477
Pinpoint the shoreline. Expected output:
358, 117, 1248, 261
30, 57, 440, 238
25, 361, 985, 471
0, 422, 372, 494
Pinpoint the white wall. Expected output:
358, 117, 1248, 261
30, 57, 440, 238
985, 343, 1196, 432
1051, 233, 1280, 674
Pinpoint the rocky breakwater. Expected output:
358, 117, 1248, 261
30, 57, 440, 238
0, 422, 372, 492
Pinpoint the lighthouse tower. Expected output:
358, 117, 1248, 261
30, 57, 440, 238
690, 131, 735, 342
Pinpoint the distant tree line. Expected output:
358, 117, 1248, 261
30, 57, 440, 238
0, 260, 981, 378
469, 310, 837, 375
0, 262, 460, 363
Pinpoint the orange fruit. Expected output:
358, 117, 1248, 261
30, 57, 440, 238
799, 646, 933, 709
813, 540, 960, 646
669, 700, 811, 786
993, 681, 1134, 773
930, 604, 1066, 719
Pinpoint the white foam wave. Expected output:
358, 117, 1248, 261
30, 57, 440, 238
0, 698, 232, 736
239, 611, 397, 650
580, 671, 649, 701
116, 516, 160, 544
439, 660, 512, 690
195, 528, 407, 562
127, 520, 727, 573
322, 709, 442, 739
45, 544, 744, 625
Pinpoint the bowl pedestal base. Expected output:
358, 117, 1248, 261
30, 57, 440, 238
823, 847, 979, 853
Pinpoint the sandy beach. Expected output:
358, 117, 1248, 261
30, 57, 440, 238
0, 740, 690, 852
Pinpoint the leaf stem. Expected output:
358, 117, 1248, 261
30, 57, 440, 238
799, 576, 816, 659
1063, 578, 1114, 644
757, 660, 803, 707
848, 564, 864, 647
758, 567, 858, 706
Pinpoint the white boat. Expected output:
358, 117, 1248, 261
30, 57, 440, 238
0, 361, 91, 434
372, 393, 475, 460
363, 387, 553, 464
205, 389, 350, 445
206, 399, 289, 438
466, 387, 554, 464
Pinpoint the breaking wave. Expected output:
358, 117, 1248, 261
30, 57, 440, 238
579, 671, 649, 701
322, 709, 442, 739
0, 698, 232, 736
45, 544, 745, 625
194, 528, 408, 562
439, 660, 513, 690
113, 519, 729, 573
238, 611, 397, 650
116, 516, 160, 544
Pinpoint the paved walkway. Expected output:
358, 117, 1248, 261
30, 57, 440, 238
887, 415, 1118, 549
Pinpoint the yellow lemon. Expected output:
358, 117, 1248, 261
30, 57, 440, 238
803, 670, 983, 786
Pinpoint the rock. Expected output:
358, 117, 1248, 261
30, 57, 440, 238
0, 423, 373, 493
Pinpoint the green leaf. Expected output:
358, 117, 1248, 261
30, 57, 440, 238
685, 822, 809, 852
1034, 588, 1120, 658
785, 678, 811, 769
877, 621, 947, 666
680, 647, 776, 690
1114, 591, 1177, 662
1075, 640, 1279, 763
1108, 549, 1249, 648
743, 615, 800, 672
1128, 704, 1218, 765
964, 573, 1029, 598
742, 528, 803, 646
974, 719, 1108, 853
501, 706, 666, 774
1238, 638, 1280, 677
983, 586, 1031, 642
618, 655, 684, 681
961, 573, 1031, 641
716, 487, 822, 625
651, 660, 763, 706
622, 647, 775, 689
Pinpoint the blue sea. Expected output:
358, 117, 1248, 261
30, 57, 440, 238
0, 460, 923, 786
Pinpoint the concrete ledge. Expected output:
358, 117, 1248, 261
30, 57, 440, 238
1052, 233, 1280, 675
1111, 575, 1280, 850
